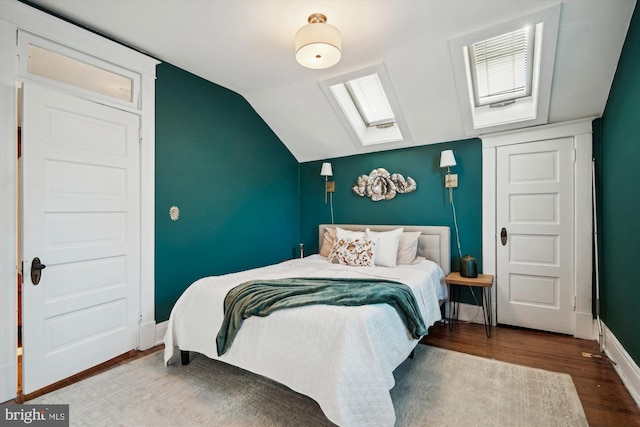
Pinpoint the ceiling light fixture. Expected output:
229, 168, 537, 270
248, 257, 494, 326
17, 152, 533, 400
295, 13, 341, 69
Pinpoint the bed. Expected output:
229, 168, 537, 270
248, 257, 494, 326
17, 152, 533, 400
164, 224, 450, 426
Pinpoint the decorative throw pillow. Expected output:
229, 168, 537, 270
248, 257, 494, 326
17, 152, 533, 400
366, 228, 403, 267
397, 231, 422, 264
319, 227, 336, 257
335, 227, 365, 240
328, 236, 375, 266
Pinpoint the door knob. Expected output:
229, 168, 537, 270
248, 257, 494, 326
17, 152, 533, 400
31, 257, 46, 285
500, 228, 508, 246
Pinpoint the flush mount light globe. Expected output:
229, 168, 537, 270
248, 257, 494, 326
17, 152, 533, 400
295, 13, 342, 69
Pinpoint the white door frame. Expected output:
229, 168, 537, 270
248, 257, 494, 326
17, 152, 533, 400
0, 0, 158, 402
481, 118, 594, 339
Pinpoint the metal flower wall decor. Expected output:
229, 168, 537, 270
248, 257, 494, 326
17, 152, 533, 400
352, 168, 417, 201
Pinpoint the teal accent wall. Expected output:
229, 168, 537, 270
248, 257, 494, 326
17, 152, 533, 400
155, 63, 299, 322
299, 139, 483, 276
598, 5, 640, 365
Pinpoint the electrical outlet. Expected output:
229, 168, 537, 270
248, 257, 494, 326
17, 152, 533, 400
445, 174, 458, 188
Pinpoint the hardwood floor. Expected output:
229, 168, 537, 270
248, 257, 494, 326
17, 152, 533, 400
422, 321, 640, 427
5, 324, 639, 426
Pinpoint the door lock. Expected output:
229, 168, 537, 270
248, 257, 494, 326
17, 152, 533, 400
500, 228, 508, 246
31, 257, 46, 285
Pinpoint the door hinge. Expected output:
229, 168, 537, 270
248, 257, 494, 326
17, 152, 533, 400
572, 148, 577, 163
138, 128, 142, 144
574, 296, 577, 311
138, 312, 143, 325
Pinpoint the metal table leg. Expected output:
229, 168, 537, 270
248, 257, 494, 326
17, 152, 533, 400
449, 284, 459, 332
482, 286, 492, 338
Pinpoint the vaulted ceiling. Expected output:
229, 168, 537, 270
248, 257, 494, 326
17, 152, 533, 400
29, 0, 636, 162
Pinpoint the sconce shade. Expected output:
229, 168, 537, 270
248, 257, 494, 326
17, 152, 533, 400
320, 162, 333, 177
440, 150, 457, 168
295, 13, 341, 69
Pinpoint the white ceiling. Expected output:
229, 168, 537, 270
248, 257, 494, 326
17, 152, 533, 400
29, 0, 636, 162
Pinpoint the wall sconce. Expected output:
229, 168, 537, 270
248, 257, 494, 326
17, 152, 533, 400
295, 13, 342, 69
320, 162, 335, 204
440, 149, 458, 188
440, 149, 463, 266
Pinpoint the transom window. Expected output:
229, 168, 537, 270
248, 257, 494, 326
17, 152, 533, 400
18, 31, 141, 109
27, 44, 134, 102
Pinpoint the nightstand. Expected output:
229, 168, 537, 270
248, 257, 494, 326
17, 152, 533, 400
445, 272, 494, 338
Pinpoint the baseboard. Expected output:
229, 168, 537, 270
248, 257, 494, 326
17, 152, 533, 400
451, 304, 597, 341
603, 321, 640, 408
155, 320, 168, 346
446, 302, 485, 325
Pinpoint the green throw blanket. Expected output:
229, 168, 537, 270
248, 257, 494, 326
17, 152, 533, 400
216, 277, 426, 356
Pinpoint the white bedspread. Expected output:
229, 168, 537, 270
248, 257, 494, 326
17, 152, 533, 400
164, 255, 447, 427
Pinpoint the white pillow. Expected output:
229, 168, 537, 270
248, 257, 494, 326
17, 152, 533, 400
366, 228, 403, 267
397, 231, 422, 264
335, 227, 365, 239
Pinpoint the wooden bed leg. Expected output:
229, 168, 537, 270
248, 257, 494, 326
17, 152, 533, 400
408, 349, 415, 359
181, 350, 190, 365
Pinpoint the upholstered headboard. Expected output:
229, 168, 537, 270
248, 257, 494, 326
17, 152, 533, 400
319, 224, 451, 275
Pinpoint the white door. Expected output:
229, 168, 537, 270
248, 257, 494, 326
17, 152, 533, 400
496, 138, 574, 334
21, 84, 141, 394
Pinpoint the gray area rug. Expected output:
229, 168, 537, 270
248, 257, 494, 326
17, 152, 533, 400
30, 345, 587, 426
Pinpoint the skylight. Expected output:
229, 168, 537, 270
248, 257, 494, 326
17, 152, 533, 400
321, 64, 407, 147
448, 4, 561, 135
468, 26, 535, 107
341, 74, 396, 127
